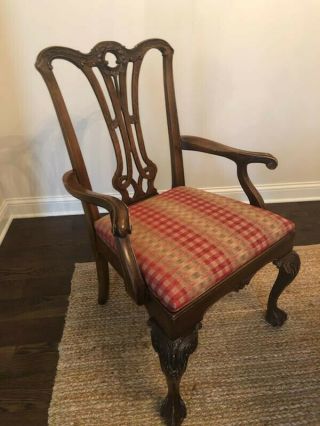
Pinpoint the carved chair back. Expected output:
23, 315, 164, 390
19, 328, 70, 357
36, 39, 185, 218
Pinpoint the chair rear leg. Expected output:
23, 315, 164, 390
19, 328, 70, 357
266, 250, 300, 326
149, 319, 201, 426
96, 252, 109, 305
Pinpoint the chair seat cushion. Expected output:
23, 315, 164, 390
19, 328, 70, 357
95, 187, 294, 312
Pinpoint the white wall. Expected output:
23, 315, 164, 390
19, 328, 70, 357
0, 0, 320, 216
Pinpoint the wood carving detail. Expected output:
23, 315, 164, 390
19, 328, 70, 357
273, 250, 300, 276
149, 319, 201, 425
266, 250, 301, 326
35, 40, 175, 204
233, 275, 253, 292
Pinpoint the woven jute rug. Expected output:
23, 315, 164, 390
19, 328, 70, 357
49, 245, 320, 425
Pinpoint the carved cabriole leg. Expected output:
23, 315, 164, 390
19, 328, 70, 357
266, 250, 300, 326
148, 319, 201, 426
96, 252, 109, 305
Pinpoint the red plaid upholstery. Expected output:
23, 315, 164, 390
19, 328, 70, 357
95, 187, 294, 312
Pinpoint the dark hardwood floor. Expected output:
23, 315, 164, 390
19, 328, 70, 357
0, 201, 319, 425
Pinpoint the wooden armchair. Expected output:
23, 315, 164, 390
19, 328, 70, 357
36, 39, 300, 426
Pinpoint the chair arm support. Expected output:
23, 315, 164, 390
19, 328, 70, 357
181, 135, 278, 169
64, 170, 147, 305
63, 170, 131, 237
181, 135, 278, 208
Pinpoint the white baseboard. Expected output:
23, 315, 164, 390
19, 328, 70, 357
1, 180, 319, 245
0, 196, 83, 245
205, 180, 320, 203
0, 200, 11, 246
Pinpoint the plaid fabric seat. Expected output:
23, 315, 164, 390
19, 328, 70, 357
95, 187, 294, 312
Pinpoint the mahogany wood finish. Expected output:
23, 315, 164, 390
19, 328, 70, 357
149, 319, 201, 426
181, 135, 277, 208
266, 250, 301, 326
35, 39, 300, 425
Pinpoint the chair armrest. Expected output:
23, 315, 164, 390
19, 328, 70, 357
181, 135, 278, 209
64, 170, 147, 305
181, 135, 278, 169
63, 170, 131, 237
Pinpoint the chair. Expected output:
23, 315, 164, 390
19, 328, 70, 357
36, 39, 300, 425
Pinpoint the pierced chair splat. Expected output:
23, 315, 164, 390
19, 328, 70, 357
36, 39, 300, 426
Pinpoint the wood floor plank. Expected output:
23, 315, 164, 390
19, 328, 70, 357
0, 317, 65, 346
0, 295, 68, 322
1, 343, 58, 378
268, 200, 320, 245
0, 395, 49, 426
0, 276, 71, 301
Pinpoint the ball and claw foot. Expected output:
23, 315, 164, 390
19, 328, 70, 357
149, 319, 201, 426
161, 395, 186, 426
266, 306, 288, 327
265, 250, 300, 327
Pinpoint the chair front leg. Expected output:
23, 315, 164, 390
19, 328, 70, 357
149, 319, 201, 426
266, 250, 300, 326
